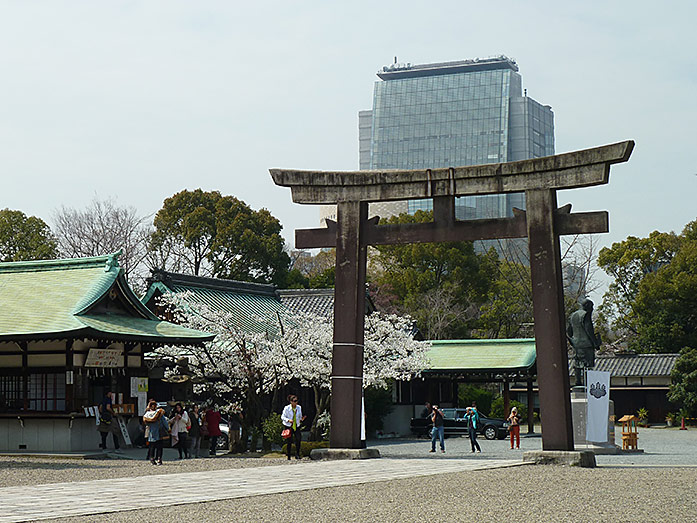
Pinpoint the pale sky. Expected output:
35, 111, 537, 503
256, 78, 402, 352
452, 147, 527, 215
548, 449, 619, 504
1, 1, 695, 260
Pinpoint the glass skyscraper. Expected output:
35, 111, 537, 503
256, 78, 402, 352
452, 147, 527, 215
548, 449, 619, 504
359, 56, 555, 222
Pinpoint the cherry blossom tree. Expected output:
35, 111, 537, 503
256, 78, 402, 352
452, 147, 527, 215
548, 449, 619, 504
154, 291, 429, 443
264, 310, 429, 439
151, 291, 276, 450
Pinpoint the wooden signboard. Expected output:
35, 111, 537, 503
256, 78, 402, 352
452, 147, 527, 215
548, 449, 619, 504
84, 348, 123, 368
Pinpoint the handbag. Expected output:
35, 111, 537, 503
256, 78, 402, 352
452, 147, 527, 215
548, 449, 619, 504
281, 428, 291, 439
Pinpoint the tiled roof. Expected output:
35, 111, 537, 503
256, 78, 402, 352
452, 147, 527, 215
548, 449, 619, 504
425, 339, 537, 372
0, 254, 212, 343
143, 271, 283, 335
592, 353, 679, 377
143, 272, 377, 333
278, 289, 335, 317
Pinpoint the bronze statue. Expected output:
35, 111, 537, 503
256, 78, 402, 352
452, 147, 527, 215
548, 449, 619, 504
567, 298, 601, 387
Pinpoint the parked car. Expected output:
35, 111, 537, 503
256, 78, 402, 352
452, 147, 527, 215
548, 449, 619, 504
217, 416, 230, 450
410, 408, 509, 440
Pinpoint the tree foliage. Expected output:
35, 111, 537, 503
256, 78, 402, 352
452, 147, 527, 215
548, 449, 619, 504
0, 209, 57, 262
668, 347, 697, 416
372, 211, 494, 339
598, 230, 681, 338
149, 189, 290, 285
631, 226, 697, 352
598, 219, 697, 352
267, 309, 428, 438
475, 259, 533, 339
53, 197, 150, 284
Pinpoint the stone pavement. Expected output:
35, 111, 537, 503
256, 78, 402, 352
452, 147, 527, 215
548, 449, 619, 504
0, 457, 520, 522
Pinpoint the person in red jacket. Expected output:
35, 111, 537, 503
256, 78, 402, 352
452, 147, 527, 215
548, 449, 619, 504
204, 406, 222, 456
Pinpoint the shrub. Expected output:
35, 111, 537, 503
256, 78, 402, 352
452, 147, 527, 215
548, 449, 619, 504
262, 412, 285, 447
281, 440, 329, 457
365, 386, 394, 434
316, 410, 331, 440
458, 385, 494, 416
490, 397, 528, 420
637, 407, 649, 425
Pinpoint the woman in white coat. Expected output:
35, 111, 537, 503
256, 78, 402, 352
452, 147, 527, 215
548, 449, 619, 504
281, 394, 306, 460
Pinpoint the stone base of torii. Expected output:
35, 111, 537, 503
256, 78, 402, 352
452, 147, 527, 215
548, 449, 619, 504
270, 140, 634, 452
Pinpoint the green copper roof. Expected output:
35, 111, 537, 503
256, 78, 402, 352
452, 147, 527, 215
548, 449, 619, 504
0, 254, 213, 343
143, 271, 283, 335
426, 339, 537, 372
78, 315, 209, 340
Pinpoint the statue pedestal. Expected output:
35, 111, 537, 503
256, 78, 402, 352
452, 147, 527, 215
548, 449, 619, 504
571, 387, 621, 455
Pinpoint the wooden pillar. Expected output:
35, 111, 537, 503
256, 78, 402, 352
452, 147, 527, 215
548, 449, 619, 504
526, 189, 574, 451
527, 378, 535, 434
19, 342, 28, 410
66, 340, 74, 412
503, 380, 510, 418
330, 201, 368, 449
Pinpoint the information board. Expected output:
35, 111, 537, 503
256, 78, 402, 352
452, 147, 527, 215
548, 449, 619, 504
84, 348, 123, 368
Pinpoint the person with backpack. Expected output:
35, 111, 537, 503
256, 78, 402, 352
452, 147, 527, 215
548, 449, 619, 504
429, 404, 445, 453
97, 391, 121, 453
143, 399, 168, 465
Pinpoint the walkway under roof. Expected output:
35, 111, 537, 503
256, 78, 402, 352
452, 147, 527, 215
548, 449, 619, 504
424, 339, 537, 381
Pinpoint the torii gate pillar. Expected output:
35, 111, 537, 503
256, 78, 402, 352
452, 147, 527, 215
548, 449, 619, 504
331, 201, 368, 448
526, 189, 573, 449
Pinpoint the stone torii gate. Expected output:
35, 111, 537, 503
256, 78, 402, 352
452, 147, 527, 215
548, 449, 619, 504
270, 140, 634, 451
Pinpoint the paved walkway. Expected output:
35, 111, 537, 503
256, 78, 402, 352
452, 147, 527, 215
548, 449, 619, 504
0, 457, 519, 522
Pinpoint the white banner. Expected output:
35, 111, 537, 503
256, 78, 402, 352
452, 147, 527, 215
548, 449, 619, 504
360, 395, 366, 441
586, 370, 611, 443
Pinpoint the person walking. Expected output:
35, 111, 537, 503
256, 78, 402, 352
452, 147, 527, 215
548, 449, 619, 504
97, 391, 121, 453
429, 404, 445, 453
228, 410, 243, 453
508, 407, 521, 449
466, 404, 481, 453
281, 394, 306, 460
143, 400, 167, 465
204, 405, 222, 456
188, 405, 202, 458
170, 403, 190, 459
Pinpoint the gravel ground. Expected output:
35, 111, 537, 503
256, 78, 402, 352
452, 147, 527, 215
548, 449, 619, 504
0, 449, 282, 488
3, 427, 697, 521
51, 466, 697, 522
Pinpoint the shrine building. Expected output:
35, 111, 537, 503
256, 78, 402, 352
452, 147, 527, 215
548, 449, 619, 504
0, 253, 213, 452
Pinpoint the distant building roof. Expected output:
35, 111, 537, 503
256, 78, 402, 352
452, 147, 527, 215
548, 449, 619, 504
143, 271, 377, 335
592, 353, 679, 377
143, 270, 283, 335
278, 289, 375, 318
0, 254, 213, 344
278, 289, 335, 317
377, 55, 519, 81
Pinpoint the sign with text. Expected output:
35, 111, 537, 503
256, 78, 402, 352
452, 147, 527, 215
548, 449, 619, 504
130, 377, 148, 397
84, 348, 124, 368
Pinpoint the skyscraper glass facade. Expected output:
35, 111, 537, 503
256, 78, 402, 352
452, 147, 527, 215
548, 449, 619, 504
361, 57, 554, 222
